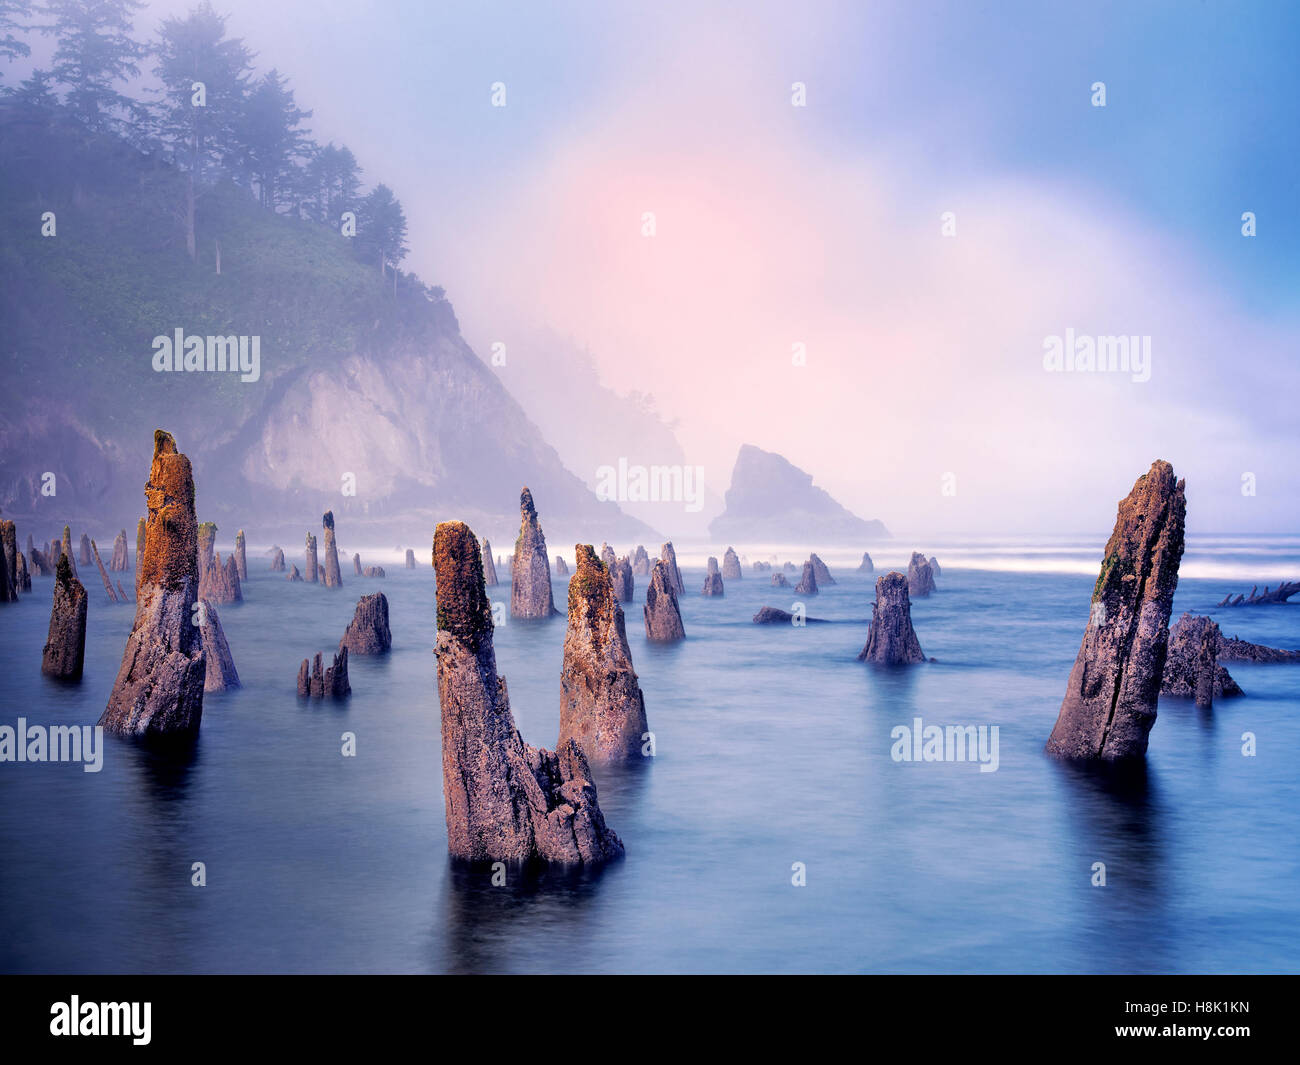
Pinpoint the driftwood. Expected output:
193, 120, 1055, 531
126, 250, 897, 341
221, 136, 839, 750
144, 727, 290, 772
1217, 580, 1299, 607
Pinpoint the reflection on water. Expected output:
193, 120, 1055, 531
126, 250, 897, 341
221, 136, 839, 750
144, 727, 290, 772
1, 542, 1297, 973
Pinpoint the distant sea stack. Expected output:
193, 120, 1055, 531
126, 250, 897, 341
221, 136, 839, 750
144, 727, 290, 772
610, 556, 634, 602
1046, 460, 1186, 761
352, 552, 362, 576
270, 546, 285, 572
600, 542, 617, 569
78, 532, 91, 565
197, 521, 217, 578
0, 522, 13, 603
510, 488, 557, 619
363, 565, 385, 578
18, 550, 30, 592
644, 559, 686, 641
41, 554, 87, 680
235, 530, 248, 581
752, 560, 771, 573
481, 539, 498, 586
559, 544, 650, 762
433, 521, 623, 865
287, 564, 302, 582
702, 557, 724, 596
928, 556, 942, 578
555, 555, 569, 577
907, 552, 935, 598
199, 551, 242, 604
771, 572, 789, 587
722, 547, 742, 580
340, 592, 391, 654
660, 542, 685, 595
857, 552, 874, 574
810, 553, 835, 586
405, 548, 416, 569
794, 560, 818, 596
109, 530, 128, 572
321, 511, 343, 587
858, 572, 926, 665
632, 545, 651, 576
304, 532, 319, 583
199, 599, 240, 692
299, 649, 350, 699
100, 431, 206, 739
709, 444, 889, 543
1162, 614, 1241, 706
61, 526, 76, 577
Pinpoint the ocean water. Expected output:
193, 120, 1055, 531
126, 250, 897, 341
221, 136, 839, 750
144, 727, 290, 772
1, 537, 1298, 974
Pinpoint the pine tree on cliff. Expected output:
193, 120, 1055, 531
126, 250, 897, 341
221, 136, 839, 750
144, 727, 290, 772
152, 0, 253, 261
232, 68, 313, 210
0, 1, 32, 83
356, 182, 408, 281
42, 0, 146, 133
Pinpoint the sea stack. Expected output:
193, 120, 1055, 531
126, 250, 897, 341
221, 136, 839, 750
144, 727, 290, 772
100, 430, 206, 738
363, 565, 385, 578
270, 546, 285, 572
41, 554, 87, 680
304, 532, 319, 583
287, 564, 302, 582
558, 544, 650, 761
702, 557, 724, 596
352, 552, 362, 576
660, 541, 686, 595
600, 542, 617, 569
510, 488, 557, 619
794, 560, 818, 596
433, 521, 623, 865
810, 553, 835, 585
301, 649, 350, 699
929, 556, 942, 578
610, 556, 634, 602
644, 559, 686, 641
340, 592, 391, 654
1, 520, 17, 597
1046, 460, 1186, 761
199, 599, 240, 692
199, 551, 242, 604
78, 532, 91, 566
772, 572, 789, 587
197, 522, 217, 578
110, 529, 128, 571
907, 552, 935, 597
234, 530, 248, 580
61, 526, 76, 577
18, 551, 31, 592
321, 511, 343, 587
481, 539, 499, 586
632, 545, 651, 576
405, 548, 416, 569
722, 547, 742, 580
555, 555, 569, 577
1161, 613, 1241, 706
858, 552, 874, 573
858, 572, 926, 665
0, 523, 13, 603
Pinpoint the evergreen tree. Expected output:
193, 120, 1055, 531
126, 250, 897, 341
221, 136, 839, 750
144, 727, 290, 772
356, 182, 408, 281
42, 0, 145, 131
305, 141, 362, 227
232, 67, 312, 210
0, 0, 33, 83
152, 0, 252, 258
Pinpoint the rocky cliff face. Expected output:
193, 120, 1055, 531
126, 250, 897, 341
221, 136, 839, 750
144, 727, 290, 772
1046, 461, 1186, 761
434, 521, 623, 865
858, 572, 925, 665
100, 431, 206, 738
558, 545, 649, 761
510, 488, 558, 619
709, 444, 889, 543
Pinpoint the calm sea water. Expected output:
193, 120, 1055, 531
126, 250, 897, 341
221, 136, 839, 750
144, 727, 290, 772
2, 537, 1298, 974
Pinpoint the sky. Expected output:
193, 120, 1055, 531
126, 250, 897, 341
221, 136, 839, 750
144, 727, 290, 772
13, 0, 1300, 536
